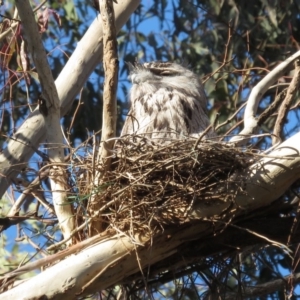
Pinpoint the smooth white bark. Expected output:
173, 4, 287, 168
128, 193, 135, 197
230, 50, 300, 144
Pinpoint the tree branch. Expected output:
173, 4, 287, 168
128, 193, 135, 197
225, 272, 300, 299
98, 0, 118, 168
230, 50, 300, 145
88, 0, 119, 236
272, 60, 300, 144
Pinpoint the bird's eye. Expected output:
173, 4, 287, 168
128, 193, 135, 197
162, 72, 178, 77
150, 70, 178, 77
161, 69, 180, 76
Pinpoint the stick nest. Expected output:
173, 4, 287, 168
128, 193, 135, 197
72, 137, 258, 234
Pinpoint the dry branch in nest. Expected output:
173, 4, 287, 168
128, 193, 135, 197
73, 136, 258, 236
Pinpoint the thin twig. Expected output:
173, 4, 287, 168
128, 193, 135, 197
218, 221, 292, 256
0, 0, 47, 42
272, 60, 300, 145
215, 102, 247, 131
15, 0, 75, 244
257, 88, 287, 127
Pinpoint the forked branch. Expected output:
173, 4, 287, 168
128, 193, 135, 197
230, 50, 300, 145
15, 0, 75, 243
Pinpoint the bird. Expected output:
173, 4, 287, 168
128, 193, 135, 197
120, 61, 215, 143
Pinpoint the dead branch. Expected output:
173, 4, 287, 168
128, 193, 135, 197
88, 0, 119, 236
272, 60, 300, 145
97, 0, 118, 170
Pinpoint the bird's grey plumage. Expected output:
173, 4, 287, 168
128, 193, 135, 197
121, 62, 215, 142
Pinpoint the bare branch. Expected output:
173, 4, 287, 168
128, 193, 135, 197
256, 88, 287, 127
230, 50, 300, 145
0, 1, 46, 42
15, 0, 75, 243
225, 272, 300, 299
272, 60, 300, 144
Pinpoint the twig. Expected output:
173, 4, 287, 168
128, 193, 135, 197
272, 60, 300, 145
47, 217, 92, 251
215, 102, 247, 131
97, 0, 118, 172
203, 22, 234, 84
0, 0, 47, 42
0, 169, 52, 233
219, 222, 292, 256
193, 125, 213, 150
222, 119, 243, 139
257, 89, 287, 127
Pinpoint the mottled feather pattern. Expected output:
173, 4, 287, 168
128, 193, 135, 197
121, 62, 215, 142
